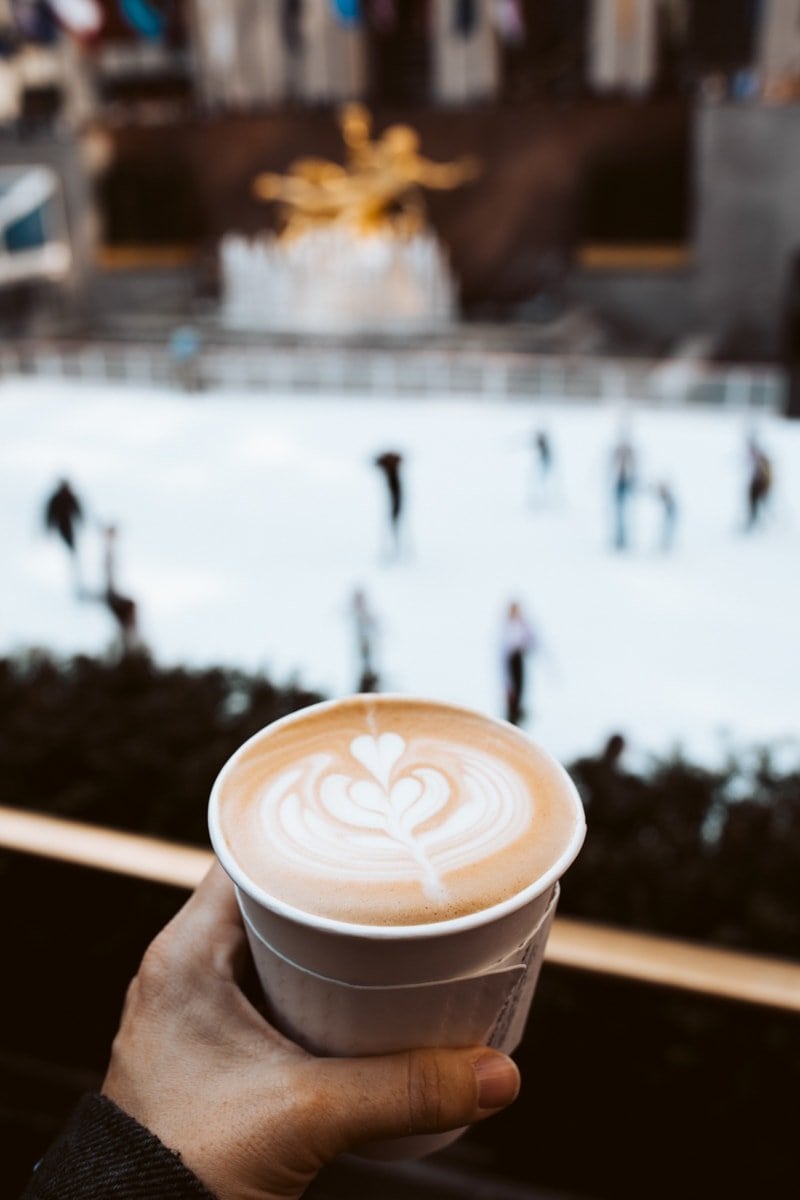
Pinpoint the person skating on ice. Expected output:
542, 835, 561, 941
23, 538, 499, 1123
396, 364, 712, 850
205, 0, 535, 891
610, 435, 637, 551
350, 586, 380, 693
374, 449, 404, 559
654, 480, 678, 553
43, 478, 84, 588
744, 434, 773, 530
530, 428, 555, 507
500, 600, 537, 726
98, 522, 141, 654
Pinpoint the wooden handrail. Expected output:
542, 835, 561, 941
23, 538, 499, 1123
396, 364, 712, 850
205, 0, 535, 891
1, 805, 797, 1014
0, 805, 210, 890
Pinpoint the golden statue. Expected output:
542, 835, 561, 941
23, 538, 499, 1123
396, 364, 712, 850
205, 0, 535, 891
253, 104, 479, 239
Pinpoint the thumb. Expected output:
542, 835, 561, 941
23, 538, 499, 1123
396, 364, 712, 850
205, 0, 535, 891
311, 1047, 520, 1155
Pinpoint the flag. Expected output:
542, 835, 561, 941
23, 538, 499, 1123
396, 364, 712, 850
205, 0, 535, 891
370, 0, 396, 33
12, 0, 59, 44
282, 0, 302, 52
331, 0, 360, 25
492, 0, 525, 45
118, 0, 165, 40
453, 0, 478, 38
47, 0, 103, 37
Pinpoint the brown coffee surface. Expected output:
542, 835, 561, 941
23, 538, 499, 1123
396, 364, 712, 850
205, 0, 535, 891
214, 696, 582, 926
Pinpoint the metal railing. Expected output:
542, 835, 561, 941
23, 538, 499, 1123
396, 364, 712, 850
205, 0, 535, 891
0, 339, 784, 408
1, 804, 797, 1014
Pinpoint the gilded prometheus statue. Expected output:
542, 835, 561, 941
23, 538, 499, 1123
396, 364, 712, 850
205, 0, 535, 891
252, 103, 480, 239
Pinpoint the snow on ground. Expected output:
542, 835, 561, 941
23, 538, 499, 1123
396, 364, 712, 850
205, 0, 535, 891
2, 375, 799, 766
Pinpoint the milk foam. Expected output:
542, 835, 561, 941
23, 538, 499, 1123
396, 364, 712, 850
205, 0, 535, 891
261, 730, 531, 902
214, 697, 580, 926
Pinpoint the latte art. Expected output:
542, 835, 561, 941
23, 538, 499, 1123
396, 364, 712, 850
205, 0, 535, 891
213, 696, 582, 926
261, 731, 532, 901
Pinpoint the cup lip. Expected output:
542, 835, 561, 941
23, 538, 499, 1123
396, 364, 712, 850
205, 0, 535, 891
208, 694, 586, 941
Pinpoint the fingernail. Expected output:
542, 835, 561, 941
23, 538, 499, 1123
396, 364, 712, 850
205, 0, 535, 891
474, 1052, 520, 1110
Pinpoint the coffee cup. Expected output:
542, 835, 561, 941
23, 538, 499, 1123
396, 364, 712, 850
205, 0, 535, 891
209, 695, 585, 1158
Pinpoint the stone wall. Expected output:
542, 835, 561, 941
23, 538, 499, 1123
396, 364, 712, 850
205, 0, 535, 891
694, 101, 800, 358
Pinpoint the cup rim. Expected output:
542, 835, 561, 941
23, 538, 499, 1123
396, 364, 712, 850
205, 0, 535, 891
208, 694, 586, 941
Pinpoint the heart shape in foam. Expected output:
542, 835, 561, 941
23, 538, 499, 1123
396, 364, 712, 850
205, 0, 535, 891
349, 775, 424, 818
350, 732, 405, 790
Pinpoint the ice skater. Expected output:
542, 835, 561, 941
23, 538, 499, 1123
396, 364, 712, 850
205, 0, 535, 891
76, 519, 142, 655
500, 600, 538, 726
43, 478, 84, 589
350, 587, 380, 693
101, 522, 119, 593
374, 450, 404, 559
530, 428, 555, 506
654, 481, 678, 553
610, 436, 637, 551
104, 586, 141, 655
99, 522, 141, 653
745, 435, 773, 530
169, 325, 202, 392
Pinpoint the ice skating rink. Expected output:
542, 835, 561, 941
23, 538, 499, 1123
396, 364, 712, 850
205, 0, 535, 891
3, 376, 799, 763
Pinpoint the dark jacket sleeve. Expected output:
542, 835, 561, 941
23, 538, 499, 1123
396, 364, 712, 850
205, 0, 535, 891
20, 1093, 216, 1199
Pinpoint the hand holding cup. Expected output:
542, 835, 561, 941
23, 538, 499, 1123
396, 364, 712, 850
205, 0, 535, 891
102, 864, 521, 1200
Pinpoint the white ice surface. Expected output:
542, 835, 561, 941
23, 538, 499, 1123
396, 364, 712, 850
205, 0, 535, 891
2, 376, 799, 766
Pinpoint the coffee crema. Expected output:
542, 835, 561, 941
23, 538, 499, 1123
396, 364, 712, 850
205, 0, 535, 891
213, 696, 582, 926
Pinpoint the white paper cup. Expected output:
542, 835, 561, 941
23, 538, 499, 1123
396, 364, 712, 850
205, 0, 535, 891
208, 697, 585, 1158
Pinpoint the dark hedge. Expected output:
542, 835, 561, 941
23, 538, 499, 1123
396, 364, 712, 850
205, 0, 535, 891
0, 649, 323, 845
1, 649, 797, 958
564, 747, 800, 957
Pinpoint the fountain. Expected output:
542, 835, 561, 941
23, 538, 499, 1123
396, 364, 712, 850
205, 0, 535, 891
220, 104, 477, 335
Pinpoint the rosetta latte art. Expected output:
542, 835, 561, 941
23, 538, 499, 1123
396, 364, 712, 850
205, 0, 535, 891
258, 730, 532, 901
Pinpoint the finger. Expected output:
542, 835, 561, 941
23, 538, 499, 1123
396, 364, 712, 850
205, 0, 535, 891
158, 862, 247, 979
307, 1047, 520, 1157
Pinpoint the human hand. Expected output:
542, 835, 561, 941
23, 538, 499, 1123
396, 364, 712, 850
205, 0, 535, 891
102, 864, 521, 1200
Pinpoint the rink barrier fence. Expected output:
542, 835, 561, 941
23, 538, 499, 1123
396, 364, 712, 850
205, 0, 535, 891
0, 340, 784, 408
1, 804, 798, 1014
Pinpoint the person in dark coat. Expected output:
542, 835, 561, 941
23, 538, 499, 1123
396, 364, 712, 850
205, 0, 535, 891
374, 450, 404, 557
745, 435, 773, 530
43, 478, 84, 589
44, 478, 83, 554
500, 600, 537, 726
